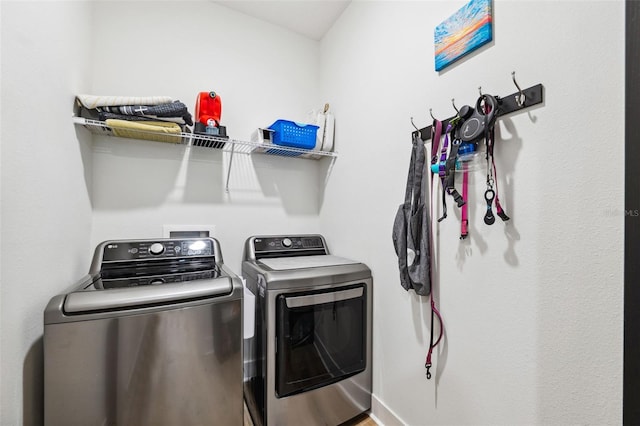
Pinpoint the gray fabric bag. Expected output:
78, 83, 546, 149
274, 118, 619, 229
392, 135, 431, 296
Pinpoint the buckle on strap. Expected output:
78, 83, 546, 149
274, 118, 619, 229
450, 189, 466, 208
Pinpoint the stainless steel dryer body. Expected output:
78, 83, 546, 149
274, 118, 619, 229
242, 235, 372, 426
44, 238, 243, 426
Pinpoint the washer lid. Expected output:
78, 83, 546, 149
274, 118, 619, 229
63, 277, 233, 314
258, 255, 359, 271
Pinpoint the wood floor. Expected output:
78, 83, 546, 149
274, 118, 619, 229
341, 413, 378, 426
243, 402, 377, 426
243, 403, 253, 426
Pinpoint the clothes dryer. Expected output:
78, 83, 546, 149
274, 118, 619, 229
242, 234, 372, 426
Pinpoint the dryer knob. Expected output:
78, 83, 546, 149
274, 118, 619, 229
282, 238, 292, 248
149, 243, 165, 255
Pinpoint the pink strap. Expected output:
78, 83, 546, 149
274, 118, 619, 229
460, 168, 469, 239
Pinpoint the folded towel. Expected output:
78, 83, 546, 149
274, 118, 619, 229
105, 119, 182, 144
76, 94, 173, 109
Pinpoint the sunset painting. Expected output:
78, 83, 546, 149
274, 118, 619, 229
434, 0, 493, 71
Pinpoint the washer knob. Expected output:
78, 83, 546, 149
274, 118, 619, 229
282, 238, 292, 248
149, 243, 165, 255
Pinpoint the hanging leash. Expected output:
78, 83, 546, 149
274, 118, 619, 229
481, 98, 510, 225
488, 126, 510, 222
483, 130, 499, 225
425, 119, 445, 379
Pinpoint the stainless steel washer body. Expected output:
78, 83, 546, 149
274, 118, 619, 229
44, 238, 243, 426
242, 235, 372, 426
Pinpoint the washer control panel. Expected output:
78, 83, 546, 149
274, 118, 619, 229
101, 269, 219, 289
252, 235, 326, 258
102, 239, 214, 261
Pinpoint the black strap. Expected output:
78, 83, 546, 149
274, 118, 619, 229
402, 142, 415, 205
438, 186, 447, 222
443, 140, 466, 209
409, 135, 425, 211
403, 135, 423, 211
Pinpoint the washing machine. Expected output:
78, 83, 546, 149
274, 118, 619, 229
242, 234, 372, 426
44, 237, 243, 426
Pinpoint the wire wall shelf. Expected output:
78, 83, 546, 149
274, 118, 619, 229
73, 117, 337, 191
73, 117, 337, 158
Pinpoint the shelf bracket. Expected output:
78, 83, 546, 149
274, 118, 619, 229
225, 143, 236, 193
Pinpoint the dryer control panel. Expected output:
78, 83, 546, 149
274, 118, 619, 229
252, 235, 327, 259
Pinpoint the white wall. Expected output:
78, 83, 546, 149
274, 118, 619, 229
0, 1, 94, 424
319, 1, 624, 425
87, 1, 325, 272
0, 1, 626, 424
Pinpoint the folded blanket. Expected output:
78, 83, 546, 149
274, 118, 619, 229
101, 101, 193, 126
99, 111, 186, 125
77, 94, 173, 109
105, 119, 183, 144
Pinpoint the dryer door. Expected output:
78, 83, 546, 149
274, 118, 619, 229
275, 283, 366, 398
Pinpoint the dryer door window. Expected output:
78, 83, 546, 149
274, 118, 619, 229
275, 284, 366, 398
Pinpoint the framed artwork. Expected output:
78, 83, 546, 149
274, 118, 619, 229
434, 0, 493, 72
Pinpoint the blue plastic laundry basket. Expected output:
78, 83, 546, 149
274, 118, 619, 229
268, 120, 319, 150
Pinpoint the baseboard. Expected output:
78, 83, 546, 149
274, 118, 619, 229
370, 393, 404, 426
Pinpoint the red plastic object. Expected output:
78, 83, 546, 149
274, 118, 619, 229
195, 91, 222, 126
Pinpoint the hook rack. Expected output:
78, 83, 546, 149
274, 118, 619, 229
413, 82, 544, 141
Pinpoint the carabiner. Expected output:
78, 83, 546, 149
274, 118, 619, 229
486, 176, 494, 188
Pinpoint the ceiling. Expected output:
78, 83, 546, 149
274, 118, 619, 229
214, 0, 351, 40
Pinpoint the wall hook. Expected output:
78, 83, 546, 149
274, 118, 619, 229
411, 116, 420, 132
429, 108, 436, 120
451, 98, 459, 114
512, 71, 526, 106
478, 86, 483, 96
